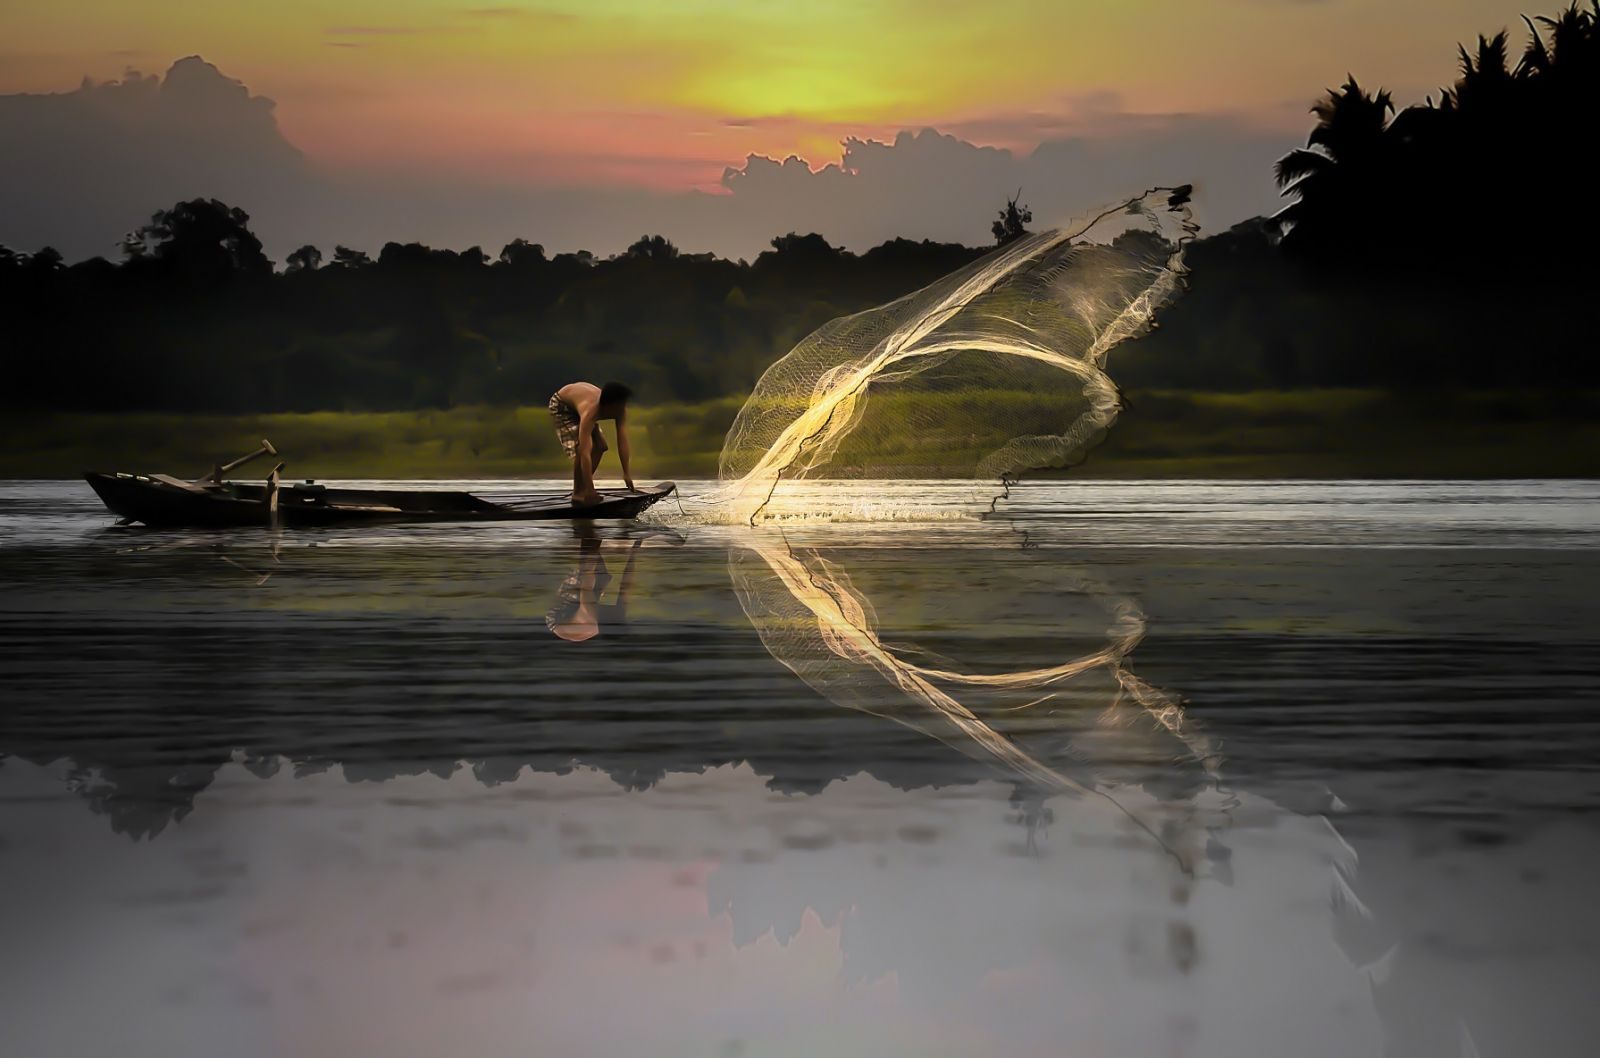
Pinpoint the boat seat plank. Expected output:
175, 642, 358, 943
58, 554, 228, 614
148, 474, 214, 494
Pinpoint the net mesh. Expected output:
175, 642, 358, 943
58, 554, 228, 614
684, 186, 1223, 866
702, 186, 1196, 523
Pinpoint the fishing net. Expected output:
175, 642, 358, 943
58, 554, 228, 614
689, 186, 1225, 865
704, 186, 1196, 523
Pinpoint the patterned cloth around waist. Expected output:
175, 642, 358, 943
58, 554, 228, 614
548, 392, 605, 460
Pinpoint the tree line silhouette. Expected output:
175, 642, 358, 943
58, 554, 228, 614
2, 4, 1595, 415
2, 210, 984, 412
1274, 2, 1599, 266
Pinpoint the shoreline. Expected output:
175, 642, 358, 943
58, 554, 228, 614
4, 389, 1598, 480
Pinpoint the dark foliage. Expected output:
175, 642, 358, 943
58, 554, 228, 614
0, 212, 986, 412
285, 244, 322, 273
2, 6, 1596, 415
1275, 3, 1600, 271
992, 191, 1033, 246
121, 198, 273, 281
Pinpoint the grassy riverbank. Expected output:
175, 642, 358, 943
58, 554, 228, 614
4, 389, 1597, 480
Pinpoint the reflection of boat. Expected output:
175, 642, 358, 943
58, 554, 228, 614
83, 440, 676, 527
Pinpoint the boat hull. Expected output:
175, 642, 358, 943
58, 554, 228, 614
84, 473, 676, 528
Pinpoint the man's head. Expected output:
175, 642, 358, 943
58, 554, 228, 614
598, 381, 633, 414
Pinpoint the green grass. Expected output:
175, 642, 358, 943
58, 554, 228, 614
0, 402, 743, 480
1080, 388, 1600, 478
3, 389, 1596, 479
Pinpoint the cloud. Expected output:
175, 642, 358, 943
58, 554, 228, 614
712, 122, 1288, 250
0, 57, 311, 258
0, 58, 1293, 263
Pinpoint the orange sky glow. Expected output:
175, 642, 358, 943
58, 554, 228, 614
1, 0, 1544, 190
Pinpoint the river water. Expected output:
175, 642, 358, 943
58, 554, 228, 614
2, 479, 1597, 1058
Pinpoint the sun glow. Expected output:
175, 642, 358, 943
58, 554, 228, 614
0, 0, 1544, 189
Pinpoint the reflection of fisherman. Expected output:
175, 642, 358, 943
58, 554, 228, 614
546, 523, 642, 642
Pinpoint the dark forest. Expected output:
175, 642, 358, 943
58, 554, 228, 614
3, 5, 1596, 420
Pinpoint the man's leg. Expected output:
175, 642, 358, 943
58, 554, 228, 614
590, 429, 609, 478
551, 396, 585, 496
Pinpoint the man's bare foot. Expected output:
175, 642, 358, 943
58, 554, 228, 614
573, 489, 603, 506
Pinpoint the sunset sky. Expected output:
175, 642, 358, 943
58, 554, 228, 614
2, 0, 1540, 192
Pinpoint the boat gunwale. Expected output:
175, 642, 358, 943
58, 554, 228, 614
84, 472, 675, 526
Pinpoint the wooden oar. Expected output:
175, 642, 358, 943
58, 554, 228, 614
200, 439, 278, 485
265, 462, 284, 529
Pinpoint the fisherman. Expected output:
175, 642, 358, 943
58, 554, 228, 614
548, 381, 635, 506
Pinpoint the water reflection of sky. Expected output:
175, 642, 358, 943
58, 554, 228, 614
2, 759, 1385, 1058
2, 480, 1599, 1057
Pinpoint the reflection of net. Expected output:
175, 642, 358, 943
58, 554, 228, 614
709, 188, 1195, 523
730, 534, 1227, 869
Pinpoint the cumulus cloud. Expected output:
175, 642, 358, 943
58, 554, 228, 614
712, 122, 1287, 250
0, 57, 312, 258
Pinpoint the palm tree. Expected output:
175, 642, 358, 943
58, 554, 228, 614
1521, 2, 1599, 78
1439, 32, 1518, 114
1435, 6, 1600, 259
1273, 4, 1600, 268
1273, 77, 1395, 257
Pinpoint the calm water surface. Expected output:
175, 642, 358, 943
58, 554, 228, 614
2, 479, 1598, 1058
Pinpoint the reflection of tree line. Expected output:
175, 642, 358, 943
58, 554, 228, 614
5, 7, 1597, 419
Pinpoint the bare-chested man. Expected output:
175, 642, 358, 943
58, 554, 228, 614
547, 381, 635, 506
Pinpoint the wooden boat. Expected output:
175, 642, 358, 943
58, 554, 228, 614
84, 440, 677, 528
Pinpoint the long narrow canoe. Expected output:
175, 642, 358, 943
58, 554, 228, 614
85, 471, 676, 528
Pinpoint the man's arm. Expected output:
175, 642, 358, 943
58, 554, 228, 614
615, 413, 635, 490
612, 539, 641, 620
